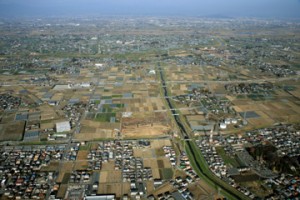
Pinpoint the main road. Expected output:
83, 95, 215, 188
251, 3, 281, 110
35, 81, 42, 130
158, 64, 250, 200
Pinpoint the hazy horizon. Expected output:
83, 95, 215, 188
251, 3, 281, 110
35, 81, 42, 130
0, 0, 300, 20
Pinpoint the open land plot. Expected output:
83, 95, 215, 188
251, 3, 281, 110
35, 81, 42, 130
157, 158, 172, 168
152, 183, 173, 197
159, 168, 174, 180
0, 85, 23, 93
152, 168, 161, 179
76, 120, 114, 140
101, 161, 115, 171
41, 161, 59, 172
75, 150, 89, 159
150, 139, 172, 149
289, 86, 300, 98
124, 97, 166, 112
40, 104, 60, 121
56, 162, 74, 183
144, 158, 159, 169
166, 65, 223, 82
97, 182, 131, 198
239, 181, 273, 197
122, 123, 170, 138
144, 158, 172, 179
51, 93, 64, 101
232, 97, 300, 127
133, 148, 156, 158
57, 184, 68, 199
99, 163, 122, 183
210, 83, 228, 94
74, 161, 89, 170
0, 121, 25, 141
170, 83, 188, 96
105, 171, 122, 183
41, 122, 55, 130
75, 129, 113, 140
146, 180, 155, 194
99, 171, 108, 183
188, 180, 223, 200
121, 112, 171, 138
0, 112, 16, 123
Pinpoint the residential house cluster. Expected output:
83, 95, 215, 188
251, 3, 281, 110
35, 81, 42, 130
0, 93, 21, 111
264, 174, 300, 199
196, 136, 255, 198
155, 152, 199, 200
257, 63, 296, 77
224, 82, 274, 94
87, 141, 153, 198
0, 145, 67, 199
61, 102, 86, 129
163, 146, 176, 167
246, 124, 300, 157
197, 138, 227, 179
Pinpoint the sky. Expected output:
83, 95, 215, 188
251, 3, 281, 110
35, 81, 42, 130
0, 0, 300, 19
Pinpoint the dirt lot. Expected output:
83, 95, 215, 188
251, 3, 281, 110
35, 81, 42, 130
150, 139, 172, 149
122, 123, 170, 138
121, 107, 171, 139
133, 148, 156, 158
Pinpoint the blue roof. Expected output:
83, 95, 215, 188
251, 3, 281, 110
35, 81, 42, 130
15, 113, 28, 121
239, 111, 260, 119
43, 92, 53, 98
69, 98, 80, 104
24, 131, 40, 139
104, 99, 112, 104
91, 95, 101, 100
123, 93, 133, 98
19, 90, 28, 94
110, 117, 116, 123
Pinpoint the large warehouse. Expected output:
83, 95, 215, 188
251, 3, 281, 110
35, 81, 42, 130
56, 121, 71, 133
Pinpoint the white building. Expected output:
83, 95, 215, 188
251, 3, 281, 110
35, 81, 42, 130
95, 63, 104, 68
149, 70, 156, 75
56, 121, 71, 133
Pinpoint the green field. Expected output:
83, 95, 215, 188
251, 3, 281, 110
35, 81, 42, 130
160, 168, 173, 180
95, 113, 116, 122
